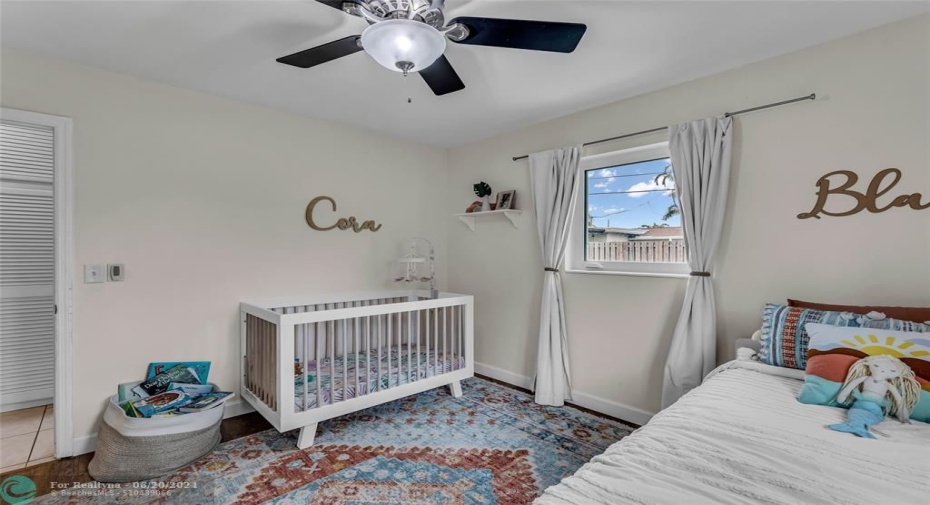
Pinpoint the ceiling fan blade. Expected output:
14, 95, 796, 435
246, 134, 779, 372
419, 55, 465, 96
449, 17, 587, 53
277, 35, 362, 69
313, 0, 357, 12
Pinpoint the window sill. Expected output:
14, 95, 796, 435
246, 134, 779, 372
564, 268, 690, 280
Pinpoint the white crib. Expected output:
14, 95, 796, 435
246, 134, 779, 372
239, 290, 473, 449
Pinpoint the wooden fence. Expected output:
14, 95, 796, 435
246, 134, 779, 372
587, 239, 687, 263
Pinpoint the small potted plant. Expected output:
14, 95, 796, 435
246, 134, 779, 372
473, 181, 493, 212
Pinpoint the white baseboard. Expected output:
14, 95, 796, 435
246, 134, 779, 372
569, 390, 654, 427
474, 361, 654, 426
71, 399, 256, 456
73, 434, 97, 457
474, 362, 533, 390
223, 398, 255, 418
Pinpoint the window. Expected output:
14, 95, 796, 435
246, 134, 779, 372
567, 143, 689, 276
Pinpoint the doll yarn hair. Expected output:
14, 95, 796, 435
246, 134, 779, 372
841, 355, 920, 420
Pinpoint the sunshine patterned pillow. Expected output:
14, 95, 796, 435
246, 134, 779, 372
758, 303, 929, 370
797, 323, 930, 423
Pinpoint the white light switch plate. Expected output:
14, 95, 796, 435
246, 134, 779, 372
84, 264, 106, 283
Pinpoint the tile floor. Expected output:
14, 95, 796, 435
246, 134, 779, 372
0, 405, 55, 472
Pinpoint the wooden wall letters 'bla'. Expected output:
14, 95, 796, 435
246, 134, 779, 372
305, 196, 382, 232
798, 168, 929, 219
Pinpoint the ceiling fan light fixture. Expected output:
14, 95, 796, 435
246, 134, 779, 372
361, 19, 446, 74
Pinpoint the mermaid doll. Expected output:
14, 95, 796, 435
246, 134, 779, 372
828, 355, 920, 439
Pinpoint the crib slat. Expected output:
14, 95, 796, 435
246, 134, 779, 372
442, 306, 447, 373
406, 310, 412, 384
354, 310, 360, 399
302, 323, 308, 413
247, 315, 254, 396
256, 321, 268, 405
395, 312, 401, 387
378, 313, 384, 392
424, 309, 430, 378
316, 319, 322, 411
259, 317, 266, 406
342, 318, 347, 404
455, 305, 465, 370
264, 318, 270, 406
253, 317, 258, 395
271, 320, 278, 412
329, 317, 335, 406
246, 315, 252, 395
267, 318, 272, 408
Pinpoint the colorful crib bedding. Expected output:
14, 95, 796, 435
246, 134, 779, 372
294, 345, 465, 410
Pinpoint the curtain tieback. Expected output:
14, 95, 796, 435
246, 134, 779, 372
690, 271, 711, 277
544, 267, 559, 272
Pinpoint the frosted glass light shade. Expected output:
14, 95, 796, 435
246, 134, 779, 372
361, 19, 446, 73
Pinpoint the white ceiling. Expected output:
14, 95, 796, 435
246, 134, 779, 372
1, 1, 927, 147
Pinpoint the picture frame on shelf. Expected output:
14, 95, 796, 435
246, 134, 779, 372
496, 190, 516, 210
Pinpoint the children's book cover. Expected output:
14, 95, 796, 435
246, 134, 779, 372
168, 382, 213, 397
146, 362, 211, 383
118, 381, 148, 403
135, 365, 201, 396
131, 391, 193, 418
179, 392, 233, 412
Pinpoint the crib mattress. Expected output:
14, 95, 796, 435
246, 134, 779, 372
294, 346, 465, 410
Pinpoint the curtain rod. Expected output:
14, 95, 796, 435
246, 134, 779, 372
511, 93, 816, 162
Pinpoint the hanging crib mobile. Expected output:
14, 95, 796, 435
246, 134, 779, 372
395, 237, 438, 299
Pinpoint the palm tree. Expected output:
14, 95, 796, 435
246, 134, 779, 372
655, 164, 679, 222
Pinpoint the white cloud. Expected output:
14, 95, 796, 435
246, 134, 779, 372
626, 178, 675, 198
592, 176, 616, 189
600, 207, 623, 215
597, 168, 615, 178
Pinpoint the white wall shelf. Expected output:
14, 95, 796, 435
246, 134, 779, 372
454, 210, 524, 231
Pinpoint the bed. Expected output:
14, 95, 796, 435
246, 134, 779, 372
535, 360, 930, 505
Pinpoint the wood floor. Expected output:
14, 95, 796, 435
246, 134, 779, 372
0, 375, 636, 499
0, 412, 272, 499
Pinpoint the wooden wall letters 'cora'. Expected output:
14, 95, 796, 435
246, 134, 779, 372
798, 168, 929, 219
305, 196, 382, 232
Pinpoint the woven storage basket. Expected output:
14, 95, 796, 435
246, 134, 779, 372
87, 392, 224, 483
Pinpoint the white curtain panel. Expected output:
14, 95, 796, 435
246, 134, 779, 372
528, 145, 582, 406
661, 116, 733, 409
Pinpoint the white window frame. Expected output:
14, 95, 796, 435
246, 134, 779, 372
565, 142, 689, 278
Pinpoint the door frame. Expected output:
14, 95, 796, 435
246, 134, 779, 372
1, 107, 74, 458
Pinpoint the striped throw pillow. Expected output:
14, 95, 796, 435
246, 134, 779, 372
758, 304, 929, 370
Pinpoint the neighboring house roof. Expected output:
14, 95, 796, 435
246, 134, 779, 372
588, 227, 683, 239
587, 227, 647, 237
641, 227, 683, 237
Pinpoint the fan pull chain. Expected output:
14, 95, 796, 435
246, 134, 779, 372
404, 73, 411, 104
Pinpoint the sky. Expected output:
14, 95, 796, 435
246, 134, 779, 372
585, 158, 681, 229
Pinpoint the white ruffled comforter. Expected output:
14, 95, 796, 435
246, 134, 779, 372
536, 362, 930, 505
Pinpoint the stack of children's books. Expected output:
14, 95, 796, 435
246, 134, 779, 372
117, 361, 234, 418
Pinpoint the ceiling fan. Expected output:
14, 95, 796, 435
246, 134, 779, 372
277, 0, 587, 96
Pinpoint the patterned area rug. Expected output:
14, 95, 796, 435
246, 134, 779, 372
40, 378, 635, 504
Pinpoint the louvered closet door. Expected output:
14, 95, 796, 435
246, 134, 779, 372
0, 120, 55, 408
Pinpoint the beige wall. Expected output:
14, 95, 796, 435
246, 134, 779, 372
0, 48, 449, 442
445, 15, 929, 415
1, 14, 927, 445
